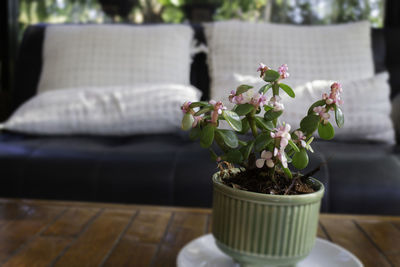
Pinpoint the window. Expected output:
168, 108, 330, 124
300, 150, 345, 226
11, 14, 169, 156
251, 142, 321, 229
18, 0, 386, 31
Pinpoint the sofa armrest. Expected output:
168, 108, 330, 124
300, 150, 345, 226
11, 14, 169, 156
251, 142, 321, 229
391, 93, 400, 144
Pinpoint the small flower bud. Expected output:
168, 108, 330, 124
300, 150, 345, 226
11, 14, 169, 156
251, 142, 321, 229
278, 64, 289, 79
257, 62, 269, 77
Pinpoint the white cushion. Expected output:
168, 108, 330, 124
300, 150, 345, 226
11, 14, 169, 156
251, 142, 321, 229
1, 84, 201, 135
223, 72, 394, 144
205, 20, 375, 98
283, 72, 394, 143
38, 25, 194, 93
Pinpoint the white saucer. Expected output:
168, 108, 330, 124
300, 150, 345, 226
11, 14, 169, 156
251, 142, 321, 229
177, 234, 363, 267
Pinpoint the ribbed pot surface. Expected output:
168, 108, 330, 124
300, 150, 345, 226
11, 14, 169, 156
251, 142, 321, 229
212, 172, 324, 267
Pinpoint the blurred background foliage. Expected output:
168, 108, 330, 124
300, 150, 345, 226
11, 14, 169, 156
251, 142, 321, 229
18, 0, 385, 39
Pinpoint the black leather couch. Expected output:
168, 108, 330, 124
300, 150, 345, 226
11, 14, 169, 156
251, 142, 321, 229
1, 24, 400, 215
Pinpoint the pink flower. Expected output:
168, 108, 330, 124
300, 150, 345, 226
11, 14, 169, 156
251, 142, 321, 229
313, 106, 330, 124
270, 123, 291, 150
322, 93, 329, 101
256, 150, 275, 168
257, 63, 266, 72
192, 116, 202, 128
269, 96, 285, 111
229, 90, 245, 104
322, 82, 343, 106
257, 62, 269, 77
209, 100, 227, 124
278, 64, 289, 79
209, 100, 226, 114
331, 82, 342, 93
257, 94, 268, 108
274, 147, 288, 168
230, 89, 268, 109
250, 92, 268, 108
294, 130, 307, 148
181, 101, 192, 114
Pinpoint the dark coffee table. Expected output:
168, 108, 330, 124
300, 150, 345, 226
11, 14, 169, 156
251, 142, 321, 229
0, 198, 398, 267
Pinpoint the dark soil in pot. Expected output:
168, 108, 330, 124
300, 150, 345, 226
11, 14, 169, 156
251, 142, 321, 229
220, 166, 321, 195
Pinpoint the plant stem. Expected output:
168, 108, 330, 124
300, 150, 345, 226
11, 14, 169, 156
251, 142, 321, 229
272, 118, 278, 128
272, 82, 279, 96
249, 119, 258, 137
247, 110, 258, 137
270, 166, 276, 184
284, 175, 298, 195
272, 82, 280, 127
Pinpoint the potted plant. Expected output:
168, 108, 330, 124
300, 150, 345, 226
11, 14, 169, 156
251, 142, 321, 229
180, 63, 344, 267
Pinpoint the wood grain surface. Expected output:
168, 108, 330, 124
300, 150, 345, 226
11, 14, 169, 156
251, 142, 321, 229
0, 198, 399, 267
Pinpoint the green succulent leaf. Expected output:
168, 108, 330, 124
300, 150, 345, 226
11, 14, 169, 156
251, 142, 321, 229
286, 152, 292, 163
215, 129, 239, 149
238, 140, 247, 146
318, 122, 335, 140
223, 110, 242, 131
292, 148, 309, 170
236, 84, 253, 95
254, 116, 274, 131
258, 84, 272, 94
281, 165, 293, 179
239, 117, 250, 134
335, 105, 344, 128
306, 137, 315, 153
200, 124, 215, 148
307, 144, 314, 153
254, 132, 273, 152
263, 69, 280, 82
194, 106, 213, 116
234, 103, 254, 116
307, 100, 326, 115
264, 105, 273, 112
182, 113, 194, 131
300, 114, 320, 135
240, 140, 254, 161
279, 83, 295, 98
225, 149, 243, 164
189, 126, 201, 140
189, 101, 208, 108
306, 136, 314, 145
214, 132, 230, 152
264, 109, 283, 121
288, 139, 300, 153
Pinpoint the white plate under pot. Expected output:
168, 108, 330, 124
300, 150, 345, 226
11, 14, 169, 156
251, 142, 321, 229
177, 234, 363, 267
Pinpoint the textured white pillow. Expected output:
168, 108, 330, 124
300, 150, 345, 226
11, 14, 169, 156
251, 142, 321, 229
217, 72, 394, 144
205, 20, 375, 97
38, 25, 194, 93
282, 72, 394, 143
1, 84, 201, 135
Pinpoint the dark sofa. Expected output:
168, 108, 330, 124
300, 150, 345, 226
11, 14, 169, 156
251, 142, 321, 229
1, 24, 400, 215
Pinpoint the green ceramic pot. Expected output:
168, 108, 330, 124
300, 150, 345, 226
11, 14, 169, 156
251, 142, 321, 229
212, 171, 324, 267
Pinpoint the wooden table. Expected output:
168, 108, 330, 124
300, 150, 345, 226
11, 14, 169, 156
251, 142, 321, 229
0, 198, 399, 267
